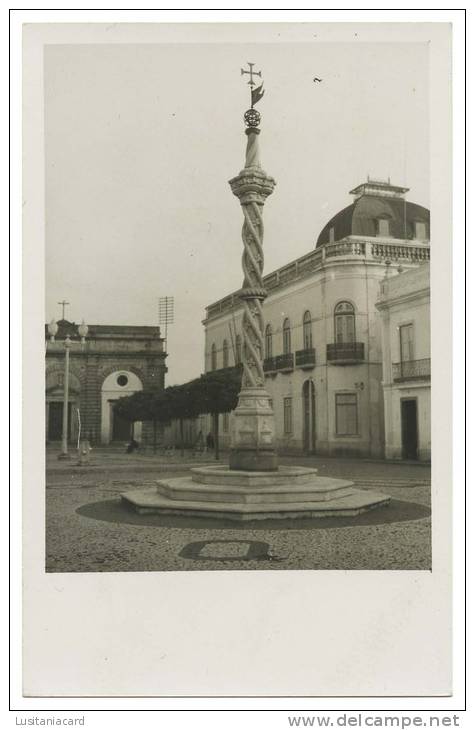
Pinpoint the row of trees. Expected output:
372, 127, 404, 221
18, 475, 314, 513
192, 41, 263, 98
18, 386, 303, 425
114, 366, 243, 459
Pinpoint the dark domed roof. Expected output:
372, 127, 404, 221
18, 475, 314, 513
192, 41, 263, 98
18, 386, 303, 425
316, 181, 430, 247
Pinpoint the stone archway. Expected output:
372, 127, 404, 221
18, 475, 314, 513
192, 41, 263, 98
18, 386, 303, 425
100, 370, 143, 445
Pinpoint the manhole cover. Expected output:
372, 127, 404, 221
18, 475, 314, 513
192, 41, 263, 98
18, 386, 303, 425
179, 539, 271, 561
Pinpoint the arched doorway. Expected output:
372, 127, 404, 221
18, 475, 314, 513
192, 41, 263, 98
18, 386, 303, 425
302, 380, 316, 454
101, 370, 143, 444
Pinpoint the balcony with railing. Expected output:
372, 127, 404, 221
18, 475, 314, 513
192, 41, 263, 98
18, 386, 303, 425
263, 353, 294, 374
295, 348, 316, 369
393, 358, 431, 382
275, 353, 295, 373
327, 342, 365, 365
263, 356, 277, 374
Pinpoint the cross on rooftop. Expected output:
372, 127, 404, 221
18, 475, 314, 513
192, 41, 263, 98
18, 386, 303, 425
57, 300, 70, 320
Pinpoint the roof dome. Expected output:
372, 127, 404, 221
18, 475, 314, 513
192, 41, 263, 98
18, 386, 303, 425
316, 179, 430, 247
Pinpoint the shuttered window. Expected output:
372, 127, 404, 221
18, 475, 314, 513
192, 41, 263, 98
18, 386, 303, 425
303, 311, 313, 349
399, 324, 415, 362
335, 393, 358, 435
335, 302, 355, 343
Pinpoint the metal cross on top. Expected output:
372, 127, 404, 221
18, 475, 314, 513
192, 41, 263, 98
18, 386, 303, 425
57, 300, 70, 320
240, 62, 262, 87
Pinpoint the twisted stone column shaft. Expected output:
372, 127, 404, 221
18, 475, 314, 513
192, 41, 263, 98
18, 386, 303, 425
228, 126, 277, 471
241, 200, 265, 388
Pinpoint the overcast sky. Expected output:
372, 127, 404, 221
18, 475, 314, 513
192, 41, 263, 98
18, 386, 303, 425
45, 40, 429, 385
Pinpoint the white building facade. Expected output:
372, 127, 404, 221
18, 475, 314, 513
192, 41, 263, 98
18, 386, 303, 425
203, 180, 430, 459
376, 263, 431, 461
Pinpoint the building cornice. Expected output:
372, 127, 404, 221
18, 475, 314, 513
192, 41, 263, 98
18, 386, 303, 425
204, 237, 430, 324
375, 286, 430, 311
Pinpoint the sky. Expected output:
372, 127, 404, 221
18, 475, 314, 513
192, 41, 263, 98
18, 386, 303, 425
45, 39, 429, 385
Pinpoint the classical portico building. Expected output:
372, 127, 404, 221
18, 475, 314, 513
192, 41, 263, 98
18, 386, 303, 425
203, 179, 430, 459
45, 319, 167, 445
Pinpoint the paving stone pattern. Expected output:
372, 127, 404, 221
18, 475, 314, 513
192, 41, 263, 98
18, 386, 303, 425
46, 455, 431, 572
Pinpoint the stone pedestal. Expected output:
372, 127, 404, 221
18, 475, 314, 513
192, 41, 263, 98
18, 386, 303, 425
229, 387, 277, 471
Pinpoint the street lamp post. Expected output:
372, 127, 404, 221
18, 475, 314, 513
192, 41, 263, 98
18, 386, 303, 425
58, 335, 72, 459
47, 318, 88, 460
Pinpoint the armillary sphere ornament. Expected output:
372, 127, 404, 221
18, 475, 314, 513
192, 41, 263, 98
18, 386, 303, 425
244, 108, 261, 128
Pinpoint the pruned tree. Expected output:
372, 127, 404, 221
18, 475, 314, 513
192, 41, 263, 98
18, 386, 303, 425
114, 390, 171, 452
192, 366, 242, 460
163, 382, 201, 457
114, 366, 242, 459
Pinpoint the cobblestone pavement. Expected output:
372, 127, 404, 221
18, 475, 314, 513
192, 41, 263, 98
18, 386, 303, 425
46, 454, 431, 573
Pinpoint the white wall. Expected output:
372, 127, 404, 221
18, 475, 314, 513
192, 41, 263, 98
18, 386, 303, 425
378, 264, 431, 460
203, 259, 398, 457
100, 370, 143, 444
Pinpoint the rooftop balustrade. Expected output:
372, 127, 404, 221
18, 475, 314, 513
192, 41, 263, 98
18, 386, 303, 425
205, 237, 430, 321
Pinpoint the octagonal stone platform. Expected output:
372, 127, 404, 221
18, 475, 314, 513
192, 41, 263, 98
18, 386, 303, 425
121, 465, 390, 521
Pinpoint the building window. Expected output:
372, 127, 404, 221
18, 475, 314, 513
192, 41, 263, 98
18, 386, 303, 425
211, 343, 217, 371
283, 397, 293, 434
222, 339, 229, 369
303, 310, 313, 349
329, 227, 335, 243
117, 374, 128, 387
334, 301, 355, 343
265, 324, 273, 359
57, 373, 64, 387
414, 221, 427, 240
377, 218, 390, 237
283, 318, 292, 354
235, 334, 242, 365
335, 393, 358, 435
399, 324, 415, 362
223, 413, 229, 433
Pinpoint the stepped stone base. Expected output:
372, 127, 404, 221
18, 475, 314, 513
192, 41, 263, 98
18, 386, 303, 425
121, 465, 390, 521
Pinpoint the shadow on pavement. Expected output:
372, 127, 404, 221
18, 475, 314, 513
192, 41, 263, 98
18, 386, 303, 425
76, 497, 431, 531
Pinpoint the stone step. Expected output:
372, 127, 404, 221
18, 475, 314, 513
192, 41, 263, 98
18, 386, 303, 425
121, 486, 391, 521
156, 476, 355, 504
352, 478, 430, 488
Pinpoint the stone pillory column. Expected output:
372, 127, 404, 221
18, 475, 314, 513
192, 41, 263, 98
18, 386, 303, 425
228, 66, 277, 471
121, 63, 392, 519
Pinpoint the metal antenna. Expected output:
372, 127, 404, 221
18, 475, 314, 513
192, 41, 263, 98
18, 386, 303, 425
158, 296, 175, 350
403, 131, 407, 241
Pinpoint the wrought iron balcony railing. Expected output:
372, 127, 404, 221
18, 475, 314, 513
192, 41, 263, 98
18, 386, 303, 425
275, 353, 294, 372
263, 356, 277, 373
393, 359, 431, 382
327, 342, 365, 364
295, 348, 316, 369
